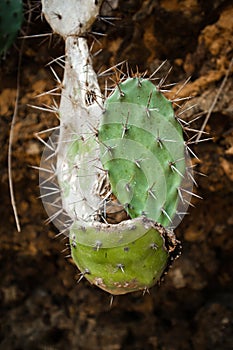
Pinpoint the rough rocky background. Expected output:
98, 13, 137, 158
0, 0, 233, 349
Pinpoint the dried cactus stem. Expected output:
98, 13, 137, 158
42, 0, 105, 222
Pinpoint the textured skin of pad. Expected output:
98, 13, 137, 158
99, 78, 185, 227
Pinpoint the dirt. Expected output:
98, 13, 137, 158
0, 1, 233, 349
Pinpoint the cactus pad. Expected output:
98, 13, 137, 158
0, 0, 23, 56
70, 217, 179, 295
98, 77, 186, 227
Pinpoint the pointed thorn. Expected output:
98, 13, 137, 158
179, 187, 202, 199
116, 264, 125, 273
149, 60, 168, 80
161, 208, 172, 223
77, 269, 90, 284
94, 241, 102, 251
109, 295, 114, 308
169, 162, 184, 178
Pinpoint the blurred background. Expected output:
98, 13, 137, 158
0, 1, 233, 349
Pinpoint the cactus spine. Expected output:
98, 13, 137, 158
40, 0, 192, 294
0, 0, 23, 56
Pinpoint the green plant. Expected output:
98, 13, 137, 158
39, 0, 193, 295
0, 0, 23, 56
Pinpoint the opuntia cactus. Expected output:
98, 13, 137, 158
39, 0, 193, 295
0, 0, 23, 56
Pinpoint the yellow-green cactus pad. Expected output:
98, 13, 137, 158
70, 217, 179, 295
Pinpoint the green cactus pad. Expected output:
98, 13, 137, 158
0, 0, 23, 56
98, 77, 185, 227
70, 217, 178, 295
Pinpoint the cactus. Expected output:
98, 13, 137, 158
0, 0, 23, 56
39, 0, 193, 295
